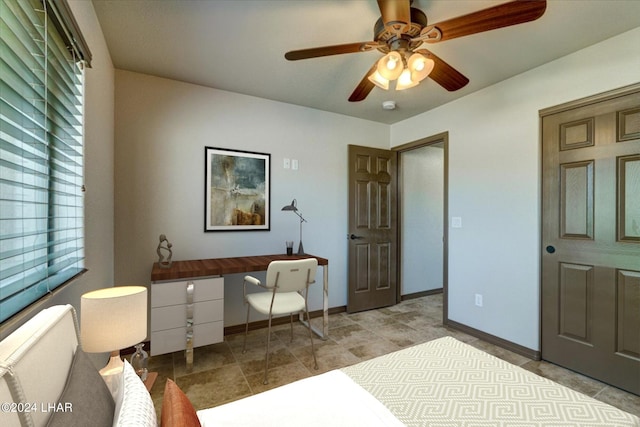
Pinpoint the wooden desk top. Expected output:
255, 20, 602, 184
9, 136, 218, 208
150, 253, 328, 282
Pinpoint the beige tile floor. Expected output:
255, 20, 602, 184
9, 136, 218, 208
148, 294, 640, 419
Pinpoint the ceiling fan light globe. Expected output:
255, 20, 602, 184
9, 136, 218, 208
377, 52, 403, 80
396, 69, 419, 91
368, 71, 390, 90
408, 53, 434, 82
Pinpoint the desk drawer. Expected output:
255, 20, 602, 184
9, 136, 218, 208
151, 299, 223, 331
151, 277, 223, 307
150, 321, 223, 356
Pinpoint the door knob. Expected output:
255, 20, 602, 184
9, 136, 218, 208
350, 234, 363, 240
545, 245, 555, 254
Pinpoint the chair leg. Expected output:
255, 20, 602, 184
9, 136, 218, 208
304, 304, 318, 370
263, 314, 273, 385
289, 313, 294, 342
242, 304, 250, 354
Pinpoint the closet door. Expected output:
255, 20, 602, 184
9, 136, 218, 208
541, 88, 640, 394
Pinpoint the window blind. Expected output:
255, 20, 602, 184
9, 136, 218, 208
1, 0, 88, 322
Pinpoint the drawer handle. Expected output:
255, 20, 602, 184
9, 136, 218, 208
186, 282, 195, 304
186, 283, 195, 371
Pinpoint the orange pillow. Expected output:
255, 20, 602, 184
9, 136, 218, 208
161, 379, 201, 427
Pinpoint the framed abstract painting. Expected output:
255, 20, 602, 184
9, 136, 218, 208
204, 147, 270, 231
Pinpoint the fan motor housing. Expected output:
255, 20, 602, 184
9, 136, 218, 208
374, 7, 428, 53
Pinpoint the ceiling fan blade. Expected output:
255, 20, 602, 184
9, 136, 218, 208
285, 42, 377, 60
415, 49, 469, 92
431, 0, 547, 42
377, 0, 411, 32
349, 63, 378, 102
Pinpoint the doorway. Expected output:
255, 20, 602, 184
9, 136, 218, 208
347, 135, 448, 314
396, 133, 448, 317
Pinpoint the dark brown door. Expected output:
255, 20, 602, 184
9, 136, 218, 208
541, 88, 640, 394
347, 145, 398, 313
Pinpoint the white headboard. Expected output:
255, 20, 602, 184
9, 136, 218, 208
0, 305, 79, 427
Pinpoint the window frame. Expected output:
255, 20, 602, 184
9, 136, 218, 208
0, 0, 92, 323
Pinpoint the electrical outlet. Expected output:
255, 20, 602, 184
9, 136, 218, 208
475, 294, 483, 307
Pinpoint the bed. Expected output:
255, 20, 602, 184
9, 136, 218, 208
1, 305, 639, 427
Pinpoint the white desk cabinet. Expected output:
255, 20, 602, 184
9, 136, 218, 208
150, 277, 223, 356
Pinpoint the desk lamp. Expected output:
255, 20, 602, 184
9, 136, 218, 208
282, 199, 306, 255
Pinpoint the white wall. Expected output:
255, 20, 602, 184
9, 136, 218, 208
2, 1, 115, 338
391, 28, 640, 350
113, 72, 389, 326
401, 145, 444, 295
70, 1, 116, 296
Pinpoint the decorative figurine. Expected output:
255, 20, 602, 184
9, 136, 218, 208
157, 234, 173, 268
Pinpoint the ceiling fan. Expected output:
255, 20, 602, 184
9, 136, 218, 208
284, 0, 547, 102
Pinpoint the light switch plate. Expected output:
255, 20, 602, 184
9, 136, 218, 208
451, 217, 462, 228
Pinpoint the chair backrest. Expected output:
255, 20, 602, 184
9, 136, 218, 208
266, 258, 318, 293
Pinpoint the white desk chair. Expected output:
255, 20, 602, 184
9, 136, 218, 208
242, 258, 319, 384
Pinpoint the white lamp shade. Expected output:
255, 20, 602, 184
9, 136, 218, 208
407, 53, 434, 82
367, 70, 390, 90
376, 51, 403, 80
81, 286, 148, 353
396, 68, 420, 90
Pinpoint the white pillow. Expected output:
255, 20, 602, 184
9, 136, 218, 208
113, 360, 157, 427
103, 367, 124, 416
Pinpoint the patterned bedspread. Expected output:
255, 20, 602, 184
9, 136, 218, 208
342, 336, 640, 427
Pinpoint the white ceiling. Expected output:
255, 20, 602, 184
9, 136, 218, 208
91, 0, 640, 124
